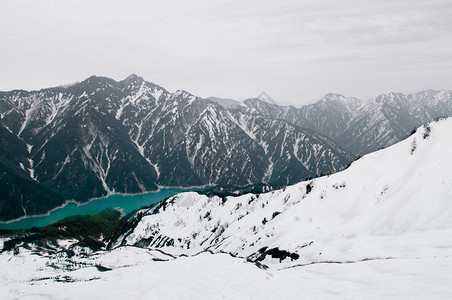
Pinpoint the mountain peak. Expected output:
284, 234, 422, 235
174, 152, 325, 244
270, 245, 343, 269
125, 73, 139, 79
82, 75, 115, 86
207, 97, 241, 109
321, 93, 346, 102
243, 97, 278, 107
123, 73, 143, 81
121, 74, 144, 86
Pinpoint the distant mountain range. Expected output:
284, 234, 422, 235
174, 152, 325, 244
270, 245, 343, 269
0, 74, 451, 220
236, 90, 452, 155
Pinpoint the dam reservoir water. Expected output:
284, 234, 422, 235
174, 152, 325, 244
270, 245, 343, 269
0, 188, 202, 230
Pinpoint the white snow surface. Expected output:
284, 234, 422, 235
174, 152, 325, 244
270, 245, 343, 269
1, 118, 452, 299
1, 249, 450, 299
123, 120, 452, 263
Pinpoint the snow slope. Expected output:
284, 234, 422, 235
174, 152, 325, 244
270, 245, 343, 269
1, 249, 450, 299
1, 118, 452, 299
118, 118, 452, 268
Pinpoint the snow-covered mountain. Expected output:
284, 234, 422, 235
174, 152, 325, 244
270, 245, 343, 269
238, 93, 365, 140
335, 90, 452, 155
0, 123, 63, 220
0, 75, 351, 220
1, 74, 450, 221
242, 90, 452, 156
295, 93, 365, 140
1, 118, 451, 299
112, 118, 452, 265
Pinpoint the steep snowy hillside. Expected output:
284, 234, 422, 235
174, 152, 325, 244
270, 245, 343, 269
1, 118, 451, 299
115, 118, 452, 269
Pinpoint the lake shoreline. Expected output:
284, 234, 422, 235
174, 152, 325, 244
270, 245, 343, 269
0, 186, 211, 229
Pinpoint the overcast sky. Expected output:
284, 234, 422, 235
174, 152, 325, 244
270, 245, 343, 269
1, 0, 451, 105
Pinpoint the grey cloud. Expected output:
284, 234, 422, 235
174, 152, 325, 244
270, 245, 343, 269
0, 0, 451, 104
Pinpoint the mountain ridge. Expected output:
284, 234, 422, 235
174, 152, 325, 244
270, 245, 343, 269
238, 88, 452, 155
1, 74, 451, 221
0, 75, 353, 220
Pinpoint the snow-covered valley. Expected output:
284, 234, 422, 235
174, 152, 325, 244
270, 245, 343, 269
1, 118, 452, 299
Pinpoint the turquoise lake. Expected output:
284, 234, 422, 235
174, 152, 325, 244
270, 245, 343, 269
0, 188, 202, 230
